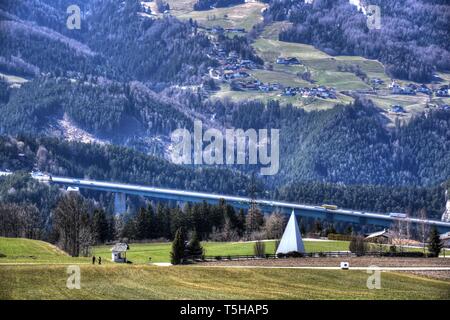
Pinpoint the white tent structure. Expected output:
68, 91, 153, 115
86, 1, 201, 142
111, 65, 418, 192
276, 210, 305, 254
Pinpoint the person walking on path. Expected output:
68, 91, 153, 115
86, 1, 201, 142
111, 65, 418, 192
92, 256, 96, 265
98, 256, 102, 265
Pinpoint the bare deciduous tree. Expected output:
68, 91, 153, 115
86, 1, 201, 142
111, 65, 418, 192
418, 208, 430, 253
264, 212, 286, 240
53, 193, 94, 257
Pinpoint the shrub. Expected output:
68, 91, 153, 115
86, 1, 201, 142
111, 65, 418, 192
379, 252, 425, 258
349, 236, 368, 256
328, 233, 353, 241
286, 251, 304, 258
428, 227, 443, 258
253, 240, 266, 258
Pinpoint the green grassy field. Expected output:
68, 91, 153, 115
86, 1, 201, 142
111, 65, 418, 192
0, 237, 348, 264
0, 237, 90, 264
170, 1, 266, 31
1, 238, 449, 300
92, 240, 350, 264
2, 237, 448, 265
1, 264, 449, 300
253, 38, 375, 91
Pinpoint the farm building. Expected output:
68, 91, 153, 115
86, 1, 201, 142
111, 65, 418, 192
364, 229, 393, 244
111, 243, 129, 263
276, 57, 301, 65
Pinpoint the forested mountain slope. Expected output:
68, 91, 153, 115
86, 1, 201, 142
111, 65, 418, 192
226, 98, 450, 186
0, 0, 215, 84
0, 135, 255, 196
0, 0, 448, 192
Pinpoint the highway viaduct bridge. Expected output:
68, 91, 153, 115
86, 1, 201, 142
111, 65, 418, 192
19, 173, 450, 234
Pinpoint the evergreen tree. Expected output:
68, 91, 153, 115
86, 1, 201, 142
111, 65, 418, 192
345, 225, 353, 235
236, 209, 246, 236
135, 207, 152, 240
245, 204, 264, 233
92, 208, 109, 244
170, 207, 184, 238
171, 227, 187, 265
314, 220, 323, 235
428, 227, 443, 257
121, 216, 136, 240
186, 230, 204, 258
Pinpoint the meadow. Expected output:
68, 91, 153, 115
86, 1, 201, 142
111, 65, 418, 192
1, 238, 449, 300
1, 237, 448, 265
171, 1, 267, 31
1, 264, 449, 300
92, 239, 350, 264
0, 237, 348, 264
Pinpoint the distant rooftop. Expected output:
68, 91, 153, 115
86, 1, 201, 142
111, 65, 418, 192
111, 243, 129, 252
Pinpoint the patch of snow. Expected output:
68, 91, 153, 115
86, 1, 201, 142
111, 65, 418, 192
56, 113, 109, 145
349, 0, 367, 15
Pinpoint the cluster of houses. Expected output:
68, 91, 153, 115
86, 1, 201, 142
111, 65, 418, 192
390, 81, 450, 97
436, 85, 450, 97
281, 86, 337, 99
276, 57, 301, 65
228, 79, 280, 92
227, 78, 337, 99
209, 48, 259, 81
389, 103, 450, 115
205, 26, 246, 35
389, 105, 406, 114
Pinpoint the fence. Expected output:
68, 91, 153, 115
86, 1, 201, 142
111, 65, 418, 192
198, 250, 427, 262
201, 251, 355, 262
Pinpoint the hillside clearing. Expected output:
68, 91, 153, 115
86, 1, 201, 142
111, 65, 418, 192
172, 2, 267, 31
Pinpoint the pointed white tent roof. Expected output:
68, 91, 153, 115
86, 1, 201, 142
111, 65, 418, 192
276, 210, 305, 254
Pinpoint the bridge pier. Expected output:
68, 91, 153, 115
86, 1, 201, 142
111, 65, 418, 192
114, 192, 127, 215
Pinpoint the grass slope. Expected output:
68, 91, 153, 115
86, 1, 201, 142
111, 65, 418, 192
0, 237, 89, 264
1, 264, 449, 300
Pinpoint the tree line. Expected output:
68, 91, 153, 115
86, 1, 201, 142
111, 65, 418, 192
193, 0, 245, 11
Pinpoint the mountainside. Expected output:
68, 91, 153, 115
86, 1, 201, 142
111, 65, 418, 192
265, 0, 450, 82
0, 0, 448, 191
228, 98, 450, 186
0, 0, 215, 84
